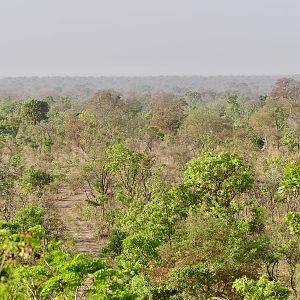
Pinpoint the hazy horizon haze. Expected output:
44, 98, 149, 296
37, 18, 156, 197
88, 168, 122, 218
0, 0, 299, 77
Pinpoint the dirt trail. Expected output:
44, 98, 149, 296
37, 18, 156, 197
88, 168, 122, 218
55, 186, 101, 257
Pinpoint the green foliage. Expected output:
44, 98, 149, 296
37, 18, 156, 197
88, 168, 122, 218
115, 175, 177, 267
161, 205, 270, 299
105, 144, 147, 202
21, 98, 49, 124
282, 128, 297, 152
36, 249, 105, 299
227, 94, 240, 115
106, 144, 144, 175
248, 128, 265, 149
0, 118, 19, 137
0, 164, 15, 194
21, 166, 53, 190
0, 214, 119, 299
0, 224, 44, 298
12, 204, 45, 231
233, 276, 291, 300
285, 212, 300, 235
183, 151, 253, 207
111, 152, 269, 298
167, 263, 216, 299
88, 267, 135, 299
279, 160, 300, 195
120, 229, 162, 267
2, 82, 300, 299
271, 106, 287, 131
42, 134, 54, 151
102, 229, 127, 258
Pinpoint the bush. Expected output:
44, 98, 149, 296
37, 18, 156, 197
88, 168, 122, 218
13, 204, 45, 230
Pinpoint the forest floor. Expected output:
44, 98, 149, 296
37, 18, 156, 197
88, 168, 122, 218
55, 186, 102, 257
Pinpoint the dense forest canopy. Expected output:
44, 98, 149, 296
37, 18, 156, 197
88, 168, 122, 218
1, 75, 300, 100
1, 77, 300, 299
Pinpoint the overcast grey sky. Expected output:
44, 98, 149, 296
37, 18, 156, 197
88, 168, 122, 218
0, 0, 299, 76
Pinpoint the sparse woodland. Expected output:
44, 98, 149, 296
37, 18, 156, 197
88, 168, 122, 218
2, 77, 300, 299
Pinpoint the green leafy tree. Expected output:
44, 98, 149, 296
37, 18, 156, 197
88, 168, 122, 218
279, 212, 300, 297
233, 276, 290, 300
279, 160, 300, 195
21, 166, 53, 190
0, 209, 125, 300
182, 151, 253, 208
21, 99, 49, 125
105, 144, 153, 203
12, 203, 45, 231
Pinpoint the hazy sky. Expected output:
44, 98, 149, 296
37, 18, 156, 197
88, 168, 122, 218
0, 0, 299, 76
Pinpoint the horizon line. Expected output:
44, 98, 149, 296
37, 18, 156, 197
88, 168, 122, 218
1, 73, 300, 79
